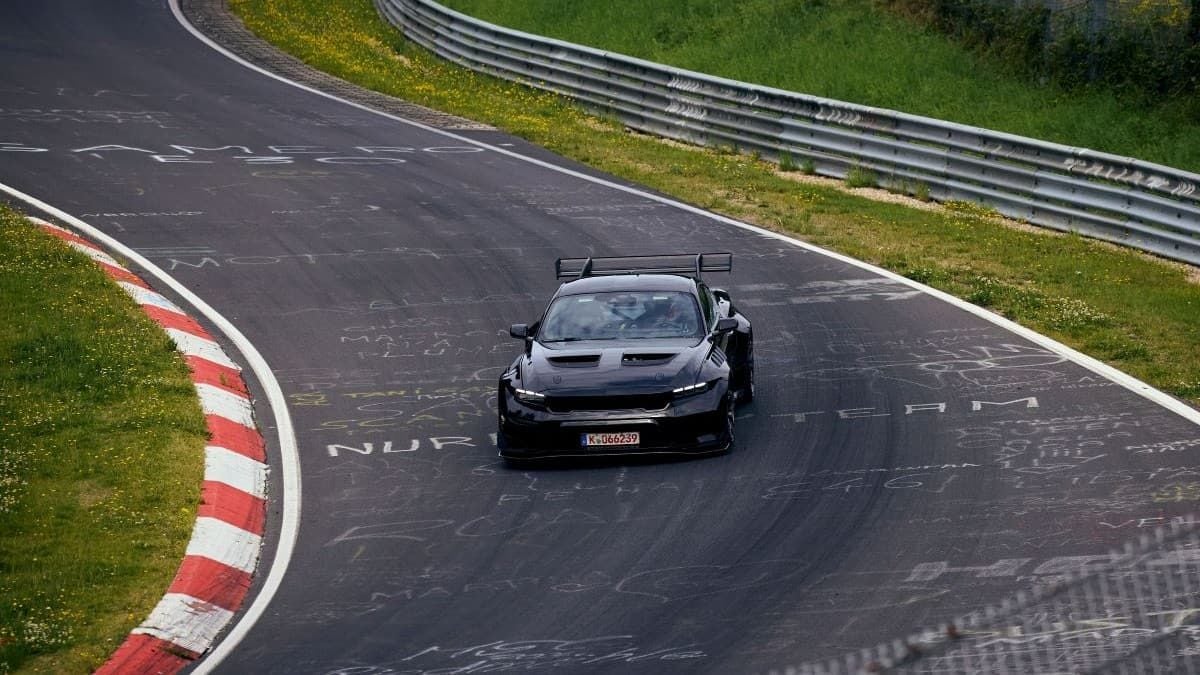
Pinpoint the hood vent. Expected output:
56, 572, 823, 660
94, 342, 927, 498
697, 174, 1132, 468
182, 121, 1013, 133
622, 352, 678, 366
547, 354, 601, 367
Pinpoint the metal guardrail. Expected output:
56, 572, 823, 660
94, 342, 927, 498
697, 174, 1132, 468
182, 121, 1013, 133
374, 0, 1200, 267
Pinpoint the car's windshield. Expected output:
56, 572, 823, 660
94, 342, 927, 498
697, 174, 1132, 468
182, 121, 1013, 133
539, 291, 703, 342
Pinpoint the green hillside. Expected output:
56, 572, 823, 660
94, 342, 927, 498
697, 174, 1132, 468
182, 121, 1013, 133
442, 0, 1200, 173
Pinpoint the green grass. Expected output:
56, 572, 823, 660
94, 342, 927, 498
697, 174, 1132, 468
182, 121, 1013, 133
227, 0, 1200, 411
0, 207, 206, 673
441, 0, 1200, 173
844, 166, 877, 189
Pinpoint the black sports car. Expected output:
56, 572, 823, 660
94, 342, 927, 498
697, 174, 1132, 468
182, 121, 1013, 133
498, 253, 753, 460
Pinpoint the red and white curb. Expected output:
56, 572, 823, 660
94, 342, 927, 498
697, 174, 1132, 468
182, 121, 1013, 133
31, 217, 268, 673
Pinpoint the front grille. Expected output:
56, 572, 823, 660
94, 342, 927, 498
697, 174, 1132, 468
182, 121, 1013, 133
546, 393, 671, 413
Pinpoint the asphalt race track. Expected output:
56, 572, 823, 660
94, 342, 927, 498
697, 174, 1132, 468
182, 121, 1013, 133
3, 2, 1199, 673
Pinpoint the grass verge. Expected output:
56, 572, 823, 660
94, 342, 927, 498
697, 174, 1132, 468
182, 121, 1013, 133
0, 206, 206, 673
227, 0, 1200, 406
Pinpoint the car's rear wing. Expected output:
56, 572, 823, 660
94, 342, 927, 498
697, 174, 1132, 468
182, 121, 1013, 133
555, 253, 733, 280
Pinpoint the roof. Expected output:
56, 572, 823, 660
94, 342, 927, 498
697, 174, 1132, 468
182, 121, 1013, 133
555, 273, 698, 296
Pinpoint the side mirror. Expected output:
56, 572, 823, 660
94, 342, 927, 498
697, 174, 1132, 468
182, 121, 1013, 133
509, 323, 529, 339
713, 288, 730, 302
715, 317, 737, 333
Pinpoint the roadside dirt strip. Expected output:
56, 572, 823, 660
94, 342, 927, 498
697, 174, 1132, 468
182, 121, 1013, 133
30, 216, 268, 674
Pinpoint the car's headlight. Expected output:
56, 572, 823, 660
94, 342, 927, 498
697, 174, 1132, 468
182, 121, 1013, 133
672, 380, 714, 399
512, 387, 546, 404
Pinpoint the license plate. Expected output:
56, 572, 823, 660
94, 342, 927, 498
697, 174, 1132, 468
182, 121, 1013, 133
582, 431, 639, 447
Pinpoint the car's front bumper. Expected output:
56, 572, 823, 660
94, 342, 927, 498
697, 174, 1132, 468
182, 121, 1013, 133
497, 385, 730, 460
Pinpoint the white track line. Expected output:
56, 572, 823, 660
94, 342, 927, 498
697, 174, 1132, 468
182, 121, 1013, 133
166, 1, 1200, 672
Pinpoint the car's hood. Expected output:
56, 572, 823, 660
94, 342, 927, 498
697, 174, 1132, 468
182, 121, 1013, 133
521, 338, 707, 394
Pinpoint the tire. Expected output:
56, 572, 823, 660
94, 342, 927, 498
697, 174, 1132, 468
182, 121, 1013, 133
739, 359, 755, 404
